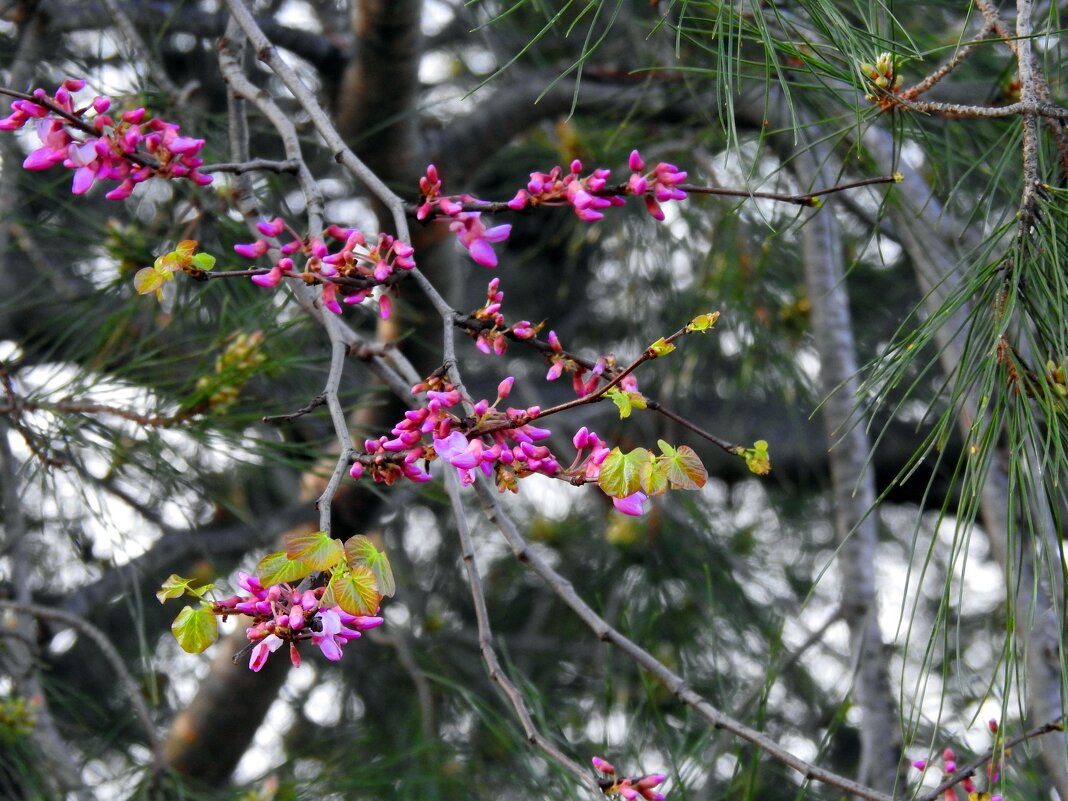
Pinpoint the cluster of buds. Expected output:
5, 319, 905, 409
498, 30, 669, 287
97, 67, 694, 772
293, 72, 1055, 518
469, 278, 539, 355
213, 573, 383, 672
592, 757, 667, 801
234, 218, 415, 318
910, 720, 1003, 801
464, 279, 622, 400
0, 80, 211, 199
350, 375, 562, 493
506, 150, 687, 222
860, 52, 904, 103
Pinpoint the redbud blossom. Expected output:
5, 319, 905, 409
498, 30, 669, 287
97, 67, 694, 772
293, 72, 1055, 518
612, 491, 648, 517
592, 756, 615, 774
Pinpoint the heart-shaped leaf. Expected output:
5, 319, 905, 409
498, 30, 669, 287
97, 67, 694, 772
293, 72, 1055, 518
284, 530, 344, 572
344, 535, 396, 597
599, 447, 652, 498
322, 564, 380, 616
256, 550, 313, 587
171, 605, 218, 654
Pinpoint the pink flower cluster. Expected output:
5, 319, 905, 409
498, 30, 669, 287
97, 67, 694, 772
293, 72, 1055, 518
470, 278, 539, 355
233, 218, 415, 318
213, 572, 383, 671
418, 165, 512, 267
592, 757, 667, 801
0, 80, 211, 199
506, 150, 687, 221
351, 376, 561, 493
464, 285, 629, 400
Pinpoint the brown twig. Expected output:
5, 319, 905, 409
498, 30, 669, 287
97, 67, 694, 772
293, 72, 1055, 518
261, 393, 326, 423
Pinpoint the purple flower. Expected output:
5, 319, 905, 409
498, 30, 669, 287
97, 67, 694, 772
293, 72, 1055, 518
249, 634, 283, 672
449, 212, 512, 267
612, 491, 647, 516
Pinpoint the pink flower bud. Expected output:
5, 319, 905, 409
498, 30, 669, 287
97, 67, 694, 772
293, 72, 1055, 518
911, 759, 927, 771
497, 376, 515, 399
591, 757, 615, 775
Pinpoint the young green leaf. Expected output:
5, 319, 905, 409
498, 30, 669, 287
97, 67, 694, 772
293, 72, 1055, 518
284, 530, 344, 572
743, 440, 771, 475
322, 564, 381, 616
157, 574, 201, 603
599, 447, 653, 498
649, 337, 676, 357
686, 311, 720, 332
639, 457, 670, 496
171, 605, 219, 654
256, 550, 313, 587
191, 252, 216, 271
606, 387, 632, 418
345, 535, 396, 597
657, 439, 708, 490
133, 266, 166, 299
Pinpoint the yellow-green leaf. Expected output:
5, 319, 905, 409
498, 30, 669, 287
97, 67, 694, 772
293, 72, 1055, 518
686, 311, 720, 332
191, 252, 216, 271
599, 447, 653, 498
322, 564, 380, 615
649, 337, 676, 357
639, 457, 670, 496
256, 550, 313, 587
344, 535, 396, 597
171, 605, 219, 654
743, 440, 771, 476
605, 387, 632, 418
157, 574, 196, 603
133, 266, 164, 296
657, 439, 707, 490
284, 530, 344, 572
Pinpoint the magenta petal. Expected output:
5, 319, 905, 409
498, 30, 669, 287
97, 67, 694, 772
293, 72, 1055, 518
468, 238, 498, 268
612, 492, 647, 516
318, 638, 343, 661
71, 166, 95, 195
483, 223, 512, 243
23, 147, 60, 170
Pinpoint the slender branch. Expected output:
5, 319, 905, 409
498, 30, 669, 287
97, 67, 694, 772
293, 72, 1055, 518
471, 480, 895, 801
316, 339, 353, 534
900, 24, 994, 100
201, 159, 300, 175
444, 470, 600, 794
262, 393, 326, 424
412, 175, 902, 216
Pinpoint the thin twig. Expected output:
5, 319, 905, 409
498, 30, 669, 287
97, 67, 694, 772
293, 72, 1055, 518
444, 470, 601, 796
201, 158, 300, 175
262, 393, 326, 423
472, 480, 895, 801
